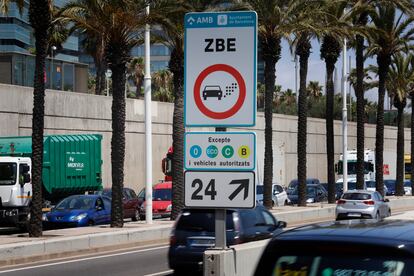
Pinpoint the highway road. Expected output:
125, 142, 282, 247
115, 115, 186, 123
0, 210, 409, 276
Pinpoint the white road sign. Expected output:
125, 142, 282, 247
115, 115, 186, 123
184, 11, 257, 127
185, 171, 255, 208
185, 132, 256, 171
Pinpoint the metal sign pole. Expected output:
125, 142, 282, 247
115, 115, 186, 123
215, 127, 226, 250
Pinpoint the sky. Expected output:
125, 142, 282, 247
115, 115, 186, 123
274, 39, 389, 106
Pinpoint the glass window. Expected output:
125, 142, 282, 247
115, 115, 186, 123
55, 196, 94, 210
63, 63, 74, 91
129, 189, 137, 198
153, 188, 172, 201
239, 209, 264, 229
0, 163, 17, 185
375, 192, 383, 201
26, 55, 35, 87
405, 163, 411, 174
338, 161, 372, 175
103, 197, 111, 210
256, 185, 264, 195
270, 255, 411, 276
13, 54, 25, 85
96, 198, 104, 209
342, 193, 371, 200
262, 210, 276, 226
53, 63, 62, 90
176, 210, 234, 232
138, 188, 145, 200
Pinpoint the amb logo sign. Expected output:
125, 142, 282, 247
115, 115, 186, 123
184, 11, 257, 127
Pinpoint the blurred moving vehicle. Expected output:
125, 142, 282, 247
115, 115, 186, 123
254, 220, 414, 276
100, 188, 142, 221
43, 194, 111, 228
287, 183, 327, 205
140, 181, 172, 219
168, 206, 286, 273
256, 184, 289, 206
336, 190, 391, 220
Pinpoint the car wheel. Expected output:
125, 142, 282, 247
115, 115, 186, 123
284, 200, 288, 206
132, 209, 140, 222
272, 200, 275, 207
375, 212, 380, 220
88, 220, 95, 226
387, 209, 391, 217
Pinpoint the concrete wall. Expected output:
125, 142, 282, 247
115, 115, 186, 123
0, 83, 410, 192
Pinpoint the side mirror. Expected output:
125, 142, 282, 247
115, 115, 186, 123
273, 190, 278, 195
384, 198, 390, 202
277, 221, 287, 229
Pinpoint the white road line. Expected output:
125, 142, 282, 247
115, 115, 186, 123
0, 245, 169, 274
143, 270, 174, 276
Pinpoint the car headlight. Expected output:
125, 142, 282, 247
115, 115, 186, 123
73, 213, 88, 221
166, 204, 172, 212
306, 198, 314, 203
42, 213, 48, 221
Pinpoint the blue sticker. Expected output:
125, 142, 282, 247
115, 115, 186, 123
190, 145, 202, 158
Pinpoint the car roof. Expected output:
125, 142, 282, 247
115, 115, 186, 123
275, 220, 414, 246
154, 181, 172, 189
343, 189, 375, 194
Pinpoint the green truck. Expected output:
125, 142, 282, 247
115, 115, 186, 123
0, 134, 103, 227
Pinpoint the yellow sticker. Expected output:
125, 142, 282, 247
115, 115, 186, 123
238, 145, 250, 159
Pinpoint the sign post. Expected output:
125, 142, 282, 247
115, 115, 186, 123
184, 11, 257, 251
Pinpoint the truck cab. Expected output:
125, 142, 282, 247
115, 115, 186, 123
336, 150, 375, 183
0, 156, 32, 226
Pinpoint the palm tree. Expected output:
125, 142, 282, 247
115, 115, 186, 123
127, 57, 145, 98
152, 69, 174, 102
387, 53, 414, 195
306, 81, 323, 99
2, 0, 51, 237
320, 0, 350, 203
60, 0, 147, 227
244, 0, 301, 209
366, 3, 414, 196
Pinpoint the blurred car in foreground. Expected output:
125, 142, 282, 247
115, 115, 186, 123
168, 206, 286, 273
287, 183, 327, 204
254, 219, 414, 276
43, 194, 111, 228
140, 181, 172, 219
100, 188, 141, 221
256, 184, 289, 206
336, 190, 391, 220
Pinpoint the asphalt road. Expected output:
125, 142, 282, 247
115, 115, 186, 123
0, 244, 173, 276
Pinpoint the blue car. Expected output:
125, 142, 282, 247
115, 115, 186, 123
43, 195, 112, 228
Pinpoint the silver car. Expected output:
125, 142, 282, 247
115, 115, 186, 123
335, 190, 391, 220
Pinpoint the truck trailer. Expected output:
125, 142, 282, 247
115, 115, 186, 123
0, 134, 103, 228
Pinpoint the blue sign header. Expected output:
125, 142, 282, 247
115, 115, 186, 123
185, 11, 257, 28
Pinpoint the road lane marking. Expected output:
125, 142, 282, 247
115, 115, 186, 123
0, 245, 169, 274
144, 270, 174, 276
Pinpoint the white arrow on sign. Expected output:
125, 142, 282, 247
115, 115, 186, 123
184, 171, 255, 209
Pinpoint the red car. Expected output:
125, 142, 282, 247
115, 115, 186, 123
101, 188, 142, 221
139, 181, 172, 219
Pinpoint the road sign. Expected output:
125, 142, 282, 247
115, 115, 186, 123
185, 132, 256, 171
184, 11, 257, 127
185, 171, 255, 208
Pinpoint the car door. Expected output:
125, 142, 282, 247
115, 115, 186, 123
122, 189, 133, 218
374, 192, 386, 217
95, 197, 106, 224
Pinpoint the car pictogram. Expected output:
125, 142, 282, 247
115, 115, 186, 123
203, 85, 223, 101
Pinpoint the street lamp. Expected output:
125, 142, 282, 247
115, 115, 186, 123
50, 45, 57, 89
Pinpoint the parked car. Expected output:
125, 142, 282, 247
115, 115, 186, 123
168, 205, 286, 273
256, 184, 289, 206
99, 188, 142, 221
336, 190, 391, 220
140, 181, 172, 219
287, 184, 327, 204
320, 182, 343, 199
287, 178, 320, 193
384, 179, 396, 195
42, 194, 111, 228
366, 180, 389, 195
254, 220, 414, 276
404, 180, 412, 195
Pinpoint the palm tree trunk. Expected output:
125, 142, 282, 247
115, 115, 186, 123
395, 100, 406, 196
375, 54, 390, 196
109, 58, 126, 228
170, 47, 185, 220
28, 0, 51, 238
355, 33, 366, 189
325, 60, 335, 203
263, 56, 276, 209
296, 35, 311, 206
411, 95, 414, 195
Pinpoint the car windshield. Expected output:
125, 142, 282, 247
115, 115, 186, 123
55, 196, 95, 210
307, 187, 316, 197
153, 188, 172, 201
102, 190, 112, 198
256, 185, 264, 195
0, 163, 17, 185
270, 255, 411, 276
176, 210, 234, 232
342, 193, 371, 200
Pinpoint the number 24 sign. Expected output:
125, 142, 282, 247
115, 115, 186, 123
184, 171, 255, 209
